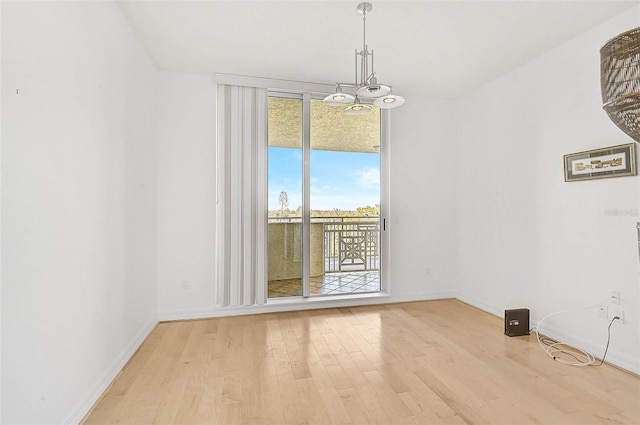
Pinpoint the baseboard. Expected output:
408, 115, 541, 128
62, 318, 158, 425
158, 306, 219, 321
452, 292, 504, 318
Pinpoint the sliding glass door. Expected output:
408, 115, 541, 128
267, 93, 383, 298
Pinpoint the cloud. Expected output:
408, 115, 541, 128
350, 167, 380, 189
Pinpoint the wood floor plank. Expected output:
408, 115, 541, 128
302, 339, 355, 425
82, 300, 640, 425
333, 353, 396, 424
335, 388, 381, 425
397, 388, 457, 421
361, 369, 414, 419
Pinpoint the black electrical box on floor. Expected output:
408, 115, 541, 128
504, 308, 530, 337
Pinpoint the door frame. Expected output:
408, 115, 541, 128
267, 89, 390, 298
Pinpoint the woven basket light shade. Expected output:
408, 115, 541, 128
601, 27, 640, 143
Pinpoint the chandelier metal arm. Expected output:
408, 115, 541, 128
333, 81, 394, 92
355, 49, 359, 88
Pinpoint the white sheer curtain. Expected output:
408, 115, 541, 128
216, 84, 268, 307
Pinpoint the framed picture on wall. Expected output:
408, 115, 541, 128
563, 143, 637, 182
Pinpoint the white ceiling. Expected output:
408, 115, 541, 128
117, 1, 639, 99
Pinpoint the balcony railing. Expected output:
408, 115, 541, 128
323, 222, 379, 272
268, 216, 380, 274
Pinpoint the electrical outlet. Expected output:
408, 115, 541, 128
598, 303, 608, 318
610, 290, 620, 304
608, 306, 625, 324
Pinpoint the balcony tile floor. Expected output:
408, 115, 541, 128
268, 271, 380, 298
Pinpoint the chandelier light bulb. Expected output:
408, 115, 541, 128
374, 94, 405, 109
344, 104, 373, 115
344, 96, 373, 115
323, 85, 355, 105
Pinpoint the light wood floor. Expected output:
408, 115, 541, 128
83, 299, 640, 425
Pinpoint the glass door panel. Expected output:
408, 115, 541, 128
267, 96, 303, 297
309, 99, 381, 296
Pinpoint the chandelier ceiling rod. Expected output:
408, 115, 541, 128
359, 2, 370, 88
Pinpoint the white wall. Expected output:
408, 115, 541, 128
454, 6, 640, 373
157, 72, 217, 318
1, 2, 158, 423
389, 96, 457, 299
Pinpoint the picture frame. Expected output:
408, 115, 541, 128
563, 143, 637, 182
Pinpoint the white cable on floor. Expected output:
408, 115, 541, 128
532, 299, 610, 367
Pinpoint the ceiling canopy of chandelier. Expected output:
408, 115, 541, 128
323, 2, 405, 115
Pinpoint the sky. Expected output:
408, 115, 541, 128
268, 147, 380, 212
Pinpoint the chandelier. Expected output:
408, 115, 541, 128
601, 27, 640, 143
323, 2, 404, 115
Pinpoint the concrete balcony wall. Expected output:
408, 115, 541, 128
268, 223, 324, 280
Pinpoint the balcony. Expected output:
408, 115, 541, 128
268, 216, 380, 297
